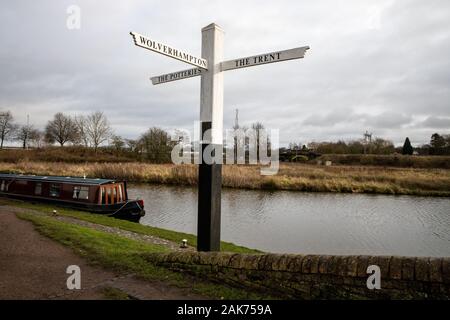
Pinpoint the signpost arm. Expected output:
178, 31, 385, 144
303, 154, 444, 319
197, 23, 224, 252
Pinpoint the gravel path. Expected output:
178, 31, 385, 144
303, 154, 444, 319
0, 206, 204, 300
53, 215, 195, 252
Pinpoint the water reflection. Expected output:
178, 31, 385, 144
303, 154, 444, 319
129, 184, 450, 257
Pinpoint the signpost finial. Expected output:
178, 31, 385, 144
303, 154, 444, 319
201, 23, 224, 32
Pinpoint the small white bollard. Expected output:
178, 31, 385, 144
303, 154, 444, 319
52, 210, 58, 216
180, 239, 188, 248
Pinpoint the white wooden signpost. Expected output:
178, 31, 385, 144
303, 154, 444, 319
130, 23, 309, 252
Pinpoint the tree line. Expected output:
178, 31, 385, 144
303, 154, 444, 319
289, 134, 450, 156
1, 110, 449, 160
420, 133, 450, 155
0, 111, 271, 163
0, 110, 176, 163
303, 138, 395, 155
0, 111, 114, 152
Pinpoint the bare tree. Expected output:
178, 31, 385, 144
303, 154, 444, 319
16, 124, 39, 149
139, 127, 172, 163
110, 135, 125, 155
0, 111, 17, 149
45, 112, 79, 146
251, 122, 265, 162
85, 111, 112, 152
30, 129, 45, 149
74, 115, 89, 147
125, 139, 139, 153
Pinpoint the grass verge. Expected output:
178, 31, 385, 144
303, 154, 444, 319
16, 211, 270, 299
100, 287, 134, 300
1, 198, 260, 254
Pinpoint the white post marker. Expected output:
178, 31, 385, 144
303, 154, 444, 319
130, 23, 309, 252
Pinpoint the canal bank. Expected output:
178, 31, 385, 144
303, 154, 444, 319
0, 200, 266, 300
1, 200, 449, 300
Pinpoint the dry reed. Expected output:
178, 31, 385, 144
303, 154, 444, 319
0, 161, 449, 196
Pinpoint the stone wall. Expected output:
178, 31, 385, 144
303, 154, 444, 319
144, 252, 450, 299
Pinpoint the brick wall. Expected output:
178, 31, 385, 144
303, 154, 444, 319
143, 252, 450, 299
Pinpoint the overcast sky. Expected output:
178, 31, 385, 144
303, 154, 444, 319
1, 0, 449, 146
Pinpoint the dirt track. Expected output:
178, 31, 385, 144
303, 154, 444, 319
0, 208, 204, 300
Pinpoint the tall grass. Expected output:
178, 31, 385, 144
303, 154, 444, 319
1, 161, 449, 196
319, 154, 450, 168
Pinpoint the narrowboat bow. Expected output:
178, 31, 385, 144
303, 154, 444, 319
0, 174, 145, 222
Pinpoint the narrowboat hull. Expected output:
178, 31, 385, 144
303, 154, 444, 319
0, 192, 145, 222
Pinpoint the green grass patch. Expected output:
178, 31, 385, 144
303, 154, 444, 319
17, 211, 169, 268
4, 199, 259, 254
16, 211, 270, 299
100, 287, 134, 300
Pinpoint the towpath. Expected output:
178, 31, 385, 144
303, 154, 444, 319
0, 206, 204, 300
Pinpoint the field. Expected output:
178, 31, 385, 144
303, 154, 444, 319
1, 160, 449, 196
2, 147, 450, 168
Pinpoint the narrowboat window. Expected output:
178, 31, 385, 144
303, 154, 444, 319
106, 187, 112, 204
118, 185, 123, 202
73, 186, 89, 200
101, 187, 106, 204
49, 184, 61, 197
35, 183, 42, 195
1, 180, 5, 192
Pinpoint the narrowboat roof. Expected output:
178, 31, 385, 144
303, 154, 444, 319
0, 173, 117, 185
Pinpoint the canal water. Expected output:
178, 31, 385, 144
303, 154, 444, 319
128, 184, 450, 257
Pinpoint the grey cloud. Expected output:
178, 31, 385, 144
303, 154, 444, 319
418, 116, 450, 129
0, 0, 449, 145
363, 112, 413, 129
301, 108, 359, 126
301, 110, 413, 129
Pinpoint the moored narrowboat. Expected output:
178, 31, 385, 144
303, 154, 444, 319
0, 173, 145, 222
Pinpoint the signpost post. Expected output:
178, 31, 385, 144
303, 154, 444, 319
130, 23, 309, 252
